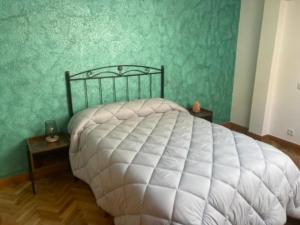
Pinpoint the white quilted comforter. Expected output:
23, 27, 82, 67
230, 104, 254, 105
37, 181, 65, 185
68, 98, 300, 225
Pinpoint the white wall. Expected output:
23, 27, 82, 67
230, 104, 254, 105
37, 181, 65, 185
230, 0, 265, 127
248, 0, 282, 135
267, 0, 300, 144
246, 0, 300, 145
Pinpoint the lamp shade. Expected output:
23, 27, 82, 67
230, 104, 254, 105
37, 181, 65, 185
45, 120, 59, 142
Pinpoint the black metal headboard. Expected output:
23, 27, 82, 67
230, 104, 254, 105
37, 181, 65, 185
65, 65, 164, 118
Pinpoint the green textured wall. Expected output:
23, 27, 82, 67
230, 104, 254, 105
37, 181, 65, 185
0, 0, 240, 178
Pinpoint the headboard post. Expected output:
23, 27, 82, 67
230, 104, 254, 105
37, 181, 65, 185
65, 71, 74, 118
161, 65, 164, 98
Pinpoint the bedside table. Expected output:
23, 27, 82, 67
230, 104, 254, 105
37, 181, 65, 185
188, 108, 213, 122
26, 134, 70, 194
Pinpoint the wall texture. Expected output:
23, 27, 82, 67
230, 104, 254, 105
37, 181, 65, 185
0, 0, 240, 178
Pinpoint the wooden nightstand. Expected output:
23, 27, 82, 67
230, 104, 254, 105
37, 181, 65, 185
26, 134, 70, 194
188, 108, 213, 122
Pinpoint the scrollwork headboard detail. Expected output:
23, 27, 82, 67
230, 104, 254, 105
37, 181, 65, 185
65, 65, 164, 118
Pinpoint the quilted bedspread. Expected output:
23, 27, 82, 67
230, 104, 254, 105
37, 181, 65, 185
68, 98, 300, 225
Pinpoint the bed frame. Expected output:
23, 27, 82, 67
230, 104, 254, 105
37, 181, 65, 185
65, 65, 164, 118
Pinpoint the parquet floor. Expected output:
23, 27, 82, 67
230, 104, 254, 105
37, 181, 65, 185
0, 174, 114, 225
0, 139, 299, 225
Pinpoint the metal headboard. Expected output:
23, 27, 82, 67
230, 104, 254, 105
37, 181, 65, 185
65, 65, 164, 118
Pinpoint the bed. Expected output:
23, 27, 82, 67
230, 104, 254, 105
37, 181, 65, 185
65, 65, 300, 225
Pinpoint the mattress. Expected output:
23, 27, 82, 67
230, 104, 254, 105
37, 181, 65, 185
68, 98, 300, 225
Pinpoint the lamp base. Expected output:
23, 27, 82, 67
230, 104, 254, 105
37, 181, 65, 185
45, 135, 60, 143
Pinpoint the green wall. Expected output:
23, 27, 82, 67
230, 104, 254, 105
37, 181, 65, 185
0, 0, 240, 178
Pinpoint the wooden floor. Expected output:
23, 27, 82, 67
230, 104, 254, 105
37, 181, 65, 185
0, 174, 114, 225
263, 136, 300, 169
0, 138, 299, 225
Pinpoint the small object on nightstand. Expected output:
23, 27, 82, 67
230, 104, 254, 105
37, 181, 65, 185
45, 120, 59, 142
45, 135, 59, 142
192, 101, 201, 113
26, 134, 70, 194
188, 107, 213, 122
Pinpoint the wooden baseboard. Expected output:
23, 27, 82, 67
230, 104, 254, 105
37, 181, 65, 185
0, 164, 70, 188
247, 131, 263, 141
222, 122, 300, 147
264, 135, 300, 151
0, 173, 29, 188
222, 122, 263, 140
222, 122, 248, 134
